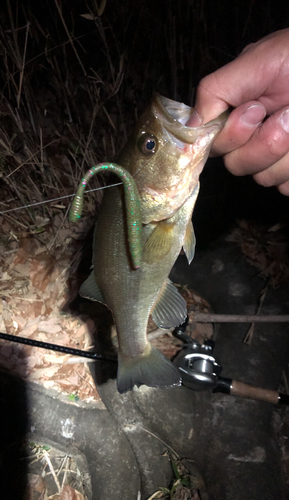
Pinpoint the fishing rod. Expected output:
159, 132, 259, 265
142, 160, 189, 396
1, 326, 288, 404
0, 331, 117, 363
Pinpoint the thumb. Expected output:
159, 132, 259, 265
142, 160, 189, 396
190, 71, 231, 125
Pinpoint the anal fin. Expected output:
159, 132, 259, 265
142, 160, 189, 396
151, 278, 187, 329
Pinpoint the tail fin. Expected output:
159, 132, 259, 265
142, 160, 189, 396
117, 345, 182, 394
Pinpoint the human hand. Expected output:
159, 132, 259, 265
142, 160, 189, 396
188, 29, 289, 195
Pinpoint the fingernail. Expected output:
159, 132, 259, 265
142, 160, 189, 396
186, 110, 202, 127
280, 109, 289, 133
241, 104, 266, 127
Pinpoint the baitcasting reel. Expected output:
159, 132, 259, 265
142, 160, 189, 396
173, 318, 289, 405
174, 338, 222, 391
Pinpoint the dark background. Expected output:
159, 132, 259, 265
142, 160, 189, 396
1, 0, 289, 243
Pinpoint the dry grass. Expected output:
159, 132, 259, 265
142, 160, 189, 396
0, 0, 129, 238
24, 440, 90, 499
148, 451, 207, 500
1, 0, 287, 236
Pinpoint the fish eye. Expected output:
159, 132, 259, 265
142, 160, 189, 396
137, 133, 158, 155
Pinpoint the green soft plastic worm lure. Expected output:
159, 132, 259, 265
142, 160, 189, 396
69, 163, 142, 268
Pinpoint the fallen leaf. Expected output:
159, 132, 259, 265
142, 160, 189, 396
59, 485, 78, 500
29, 254, 56, 292
25, 473, 46, 500
29, 365, 60, 380
0, 344, 13, 358
38, 318, 62, 333
17, 300, 44, 319
21, 322, 40, 337
19, 233, 38, 257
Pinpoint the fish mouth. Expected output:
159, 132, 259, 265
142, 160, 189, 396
153, 94, 227, 146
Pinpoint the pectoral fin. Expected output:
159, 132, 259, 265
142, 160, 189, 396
183, 220, 196, 264
151, 278, 187, 329
79, 271, 106, 304
143, 221, 175, 264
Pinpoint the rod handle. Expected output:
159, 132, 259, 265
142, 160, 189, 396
230, 380, 279, 404
214, 377, 284, 405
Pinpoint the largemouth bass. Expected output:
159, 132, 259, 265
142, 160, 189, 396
79, 95, 227, 393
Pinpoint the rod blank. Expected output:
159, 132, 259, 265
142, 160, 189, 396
192, 313, 289, 323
